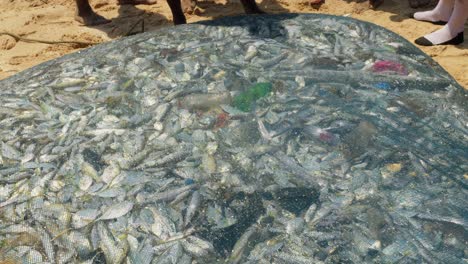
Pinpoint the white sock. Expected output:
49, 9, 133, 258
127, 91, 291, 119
423, 0, 467, 44
414, 0, 454, 22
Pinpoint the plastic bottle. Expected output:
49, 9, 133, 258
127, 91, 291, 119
232, 82, 273, 112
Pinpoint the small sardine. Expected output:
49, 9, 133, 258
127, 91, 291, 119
184, 191, 201, 227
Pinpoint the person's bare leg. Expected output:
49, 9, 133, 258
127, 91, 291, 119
118, 0, 158, 5
167, 0, 187, 25
415, 0, 467, 45
74, 0, 111, 25
240, 0, 265, 14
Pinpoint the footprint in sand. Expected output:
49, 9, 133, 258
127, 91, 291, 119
0, 35, 17, 50
94, 0, 111, 9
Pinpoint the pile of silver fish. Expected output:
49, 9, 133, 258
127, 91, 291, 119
0, 14, 467, 264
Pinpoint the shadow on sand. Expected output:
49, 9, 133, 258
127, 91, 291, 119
82, 0, 292, 39
86, 0, 466, 49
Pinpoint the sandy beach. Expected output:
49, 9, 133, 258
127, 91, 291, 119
0, 0, 466, 88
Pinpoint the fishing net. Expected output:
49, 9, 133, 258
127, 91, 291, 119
0, 14, 467, 264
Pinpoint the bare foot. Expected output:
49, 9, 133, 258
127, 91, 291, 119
75, 12, 111, 26
118, 0, 157, 5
